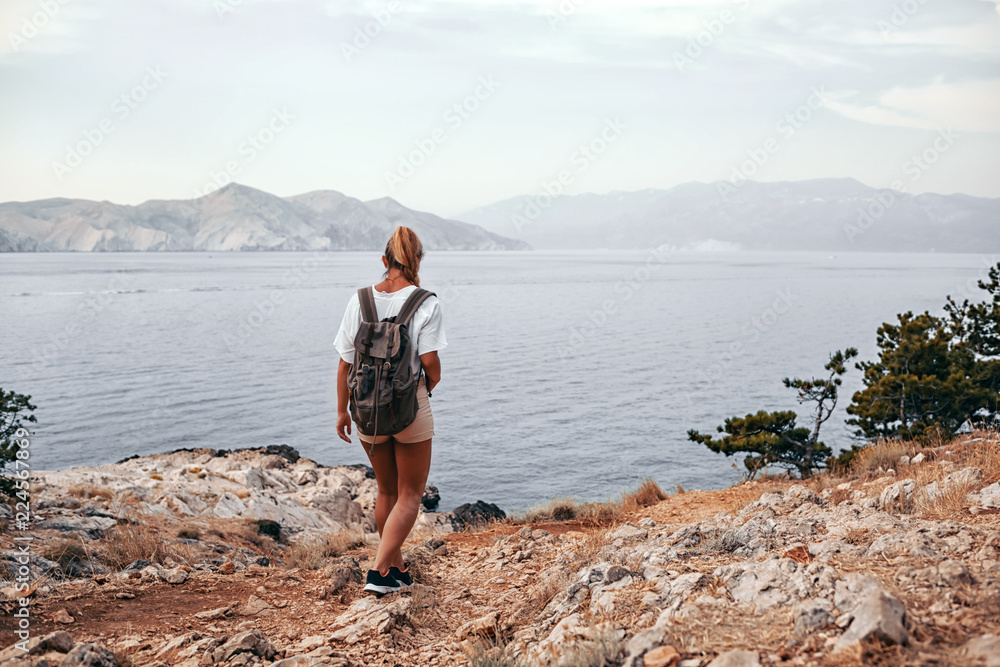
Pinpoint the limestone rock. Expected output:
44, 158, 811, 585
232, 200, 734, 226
962, 634, 1000, 666
834, 576, 909, 651
707, 650, 760, 667
52, 609, 74, 624
879, 479, 917, 512
237, 595, 276, 616
455, 611, 499, 640
329, 597, 411, 644
218, 630, 276, 662
644, 645, 680, 667
158, 567, 188, 585
60, 643, 119, 667
793, 598, 834, 635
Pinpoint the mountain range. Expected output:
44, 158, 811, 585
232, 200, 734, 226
455, 178, 1000, 253
0, 184, 529, 252
2, 178, 997, 253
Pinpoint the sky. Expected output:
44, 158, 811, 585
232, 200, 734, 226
1, 0, 999, 215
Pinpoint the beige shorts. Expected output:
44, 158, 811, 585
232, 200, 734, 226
357, 382, 434, 445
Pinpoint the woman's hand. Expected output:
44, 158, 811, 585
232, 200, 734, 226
336, 411, 352, 443
337, 359, 353, 443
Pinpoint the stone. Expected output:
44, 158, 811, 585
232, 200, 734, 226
911, 452, 925, 464
271, 658, 329, 667
219, 630, 276, 662
962, 635, 1000, 667
52, 609, 74, 624
421, 485, 441, 511
611, 524, 649, 541
60, 643, 118, 667
0, 631, 74, 662
194, 606, 230, 620
793, 598, 834, 635
158, 567, 188, 585
452, 500, 506, 527
455, 611, 499, 640
644, 645, 680, 667
213, 492, 246, 519
219, 561, 236, 575
879, 479, 917, 512
835, 588, 909, 651
707, 650, 760, 667
639, 517, 656, 528
329, 597, 411, 643
238, 595, 276, 616
969, 481, 1000, 509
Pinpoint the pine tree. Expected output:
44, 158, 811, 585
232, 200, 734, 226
1, 388, 37, 497
688, 349, 857, 478
847, 263, 1000, 441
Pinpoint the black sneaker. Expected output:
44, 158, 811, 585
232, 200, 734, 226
389, 563, 413, 588
363, 569, 401, 596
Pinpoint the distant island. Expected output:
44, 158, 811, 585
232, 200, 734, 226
0, 183, 529, 252
457, 177, 1000, 253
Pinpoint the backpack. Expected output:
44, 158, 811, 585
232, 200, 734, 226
348, 286, 435, 452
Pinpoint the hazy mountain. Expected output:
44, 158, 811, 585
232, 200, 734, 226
0, 184, 530, 252
455, 178, 1000, 252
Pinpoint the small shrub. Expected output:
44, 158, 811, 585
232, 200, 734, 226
255, 520, 282, 541
621, 478, 668, 509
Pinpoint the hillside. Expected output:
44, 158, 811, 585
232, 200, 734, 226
1, 436, 998, 666
456, 179, 1000, 252
0, 184, 530, 252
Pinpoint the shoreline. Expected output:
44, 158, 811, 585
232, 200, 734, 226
0, 434, 998, 666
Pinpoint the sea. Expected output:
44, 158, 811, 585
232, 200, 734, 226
1, 250, 995, 512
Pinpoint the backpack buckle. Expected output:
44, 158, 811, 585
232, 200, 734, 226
383, 362, 391, 370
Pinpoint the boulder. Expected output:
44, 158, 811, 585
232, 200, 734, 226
452, 500, 506, 528
421, 485, 441, 511
60, 643, 119, 667
834, 576, 909, 651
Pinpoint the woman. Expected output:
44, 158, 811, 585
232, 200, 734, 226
334, 226, 447, 595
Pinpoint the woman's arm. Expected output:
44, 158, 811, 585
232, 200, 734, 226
336, 359, 352, 442
420, 351, 441, 392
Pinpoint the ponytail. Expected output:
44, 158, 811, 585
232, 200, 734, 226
384, 226, 423, 287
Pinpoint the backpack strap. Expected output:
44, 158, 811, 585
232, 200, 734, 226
395, 288, 436, 327
358, 287, 378, 323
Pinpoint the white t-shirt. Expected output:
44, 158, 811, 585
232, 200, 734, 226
334, 285, 448, 365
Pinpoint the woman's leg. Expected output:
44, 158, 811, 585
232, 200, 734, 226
363, 437, 399, 554
372, 438, 432, 574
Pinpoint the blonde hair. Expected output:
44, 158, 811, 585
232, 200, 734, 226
384, 226, 423, 287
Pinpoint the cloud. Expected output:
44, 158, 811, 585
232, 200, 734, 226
826, 79, 1000, 133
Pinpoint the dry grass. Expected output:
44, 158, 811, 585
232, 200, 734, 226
67, 483, 113, 500
101, 515, 174, 570
462, 636, 515, 667
723, 481, 785, 514
283, 529, 365, 570
40, 538, 92, 575
848, 439, 915, 479
512, 479, 668, 527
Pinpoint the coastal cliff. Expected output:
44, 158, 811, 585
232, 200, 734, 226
1, 435, 998, 666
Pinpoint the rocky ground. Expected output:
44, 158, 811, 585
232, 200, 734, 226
1, 435, 999, 666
